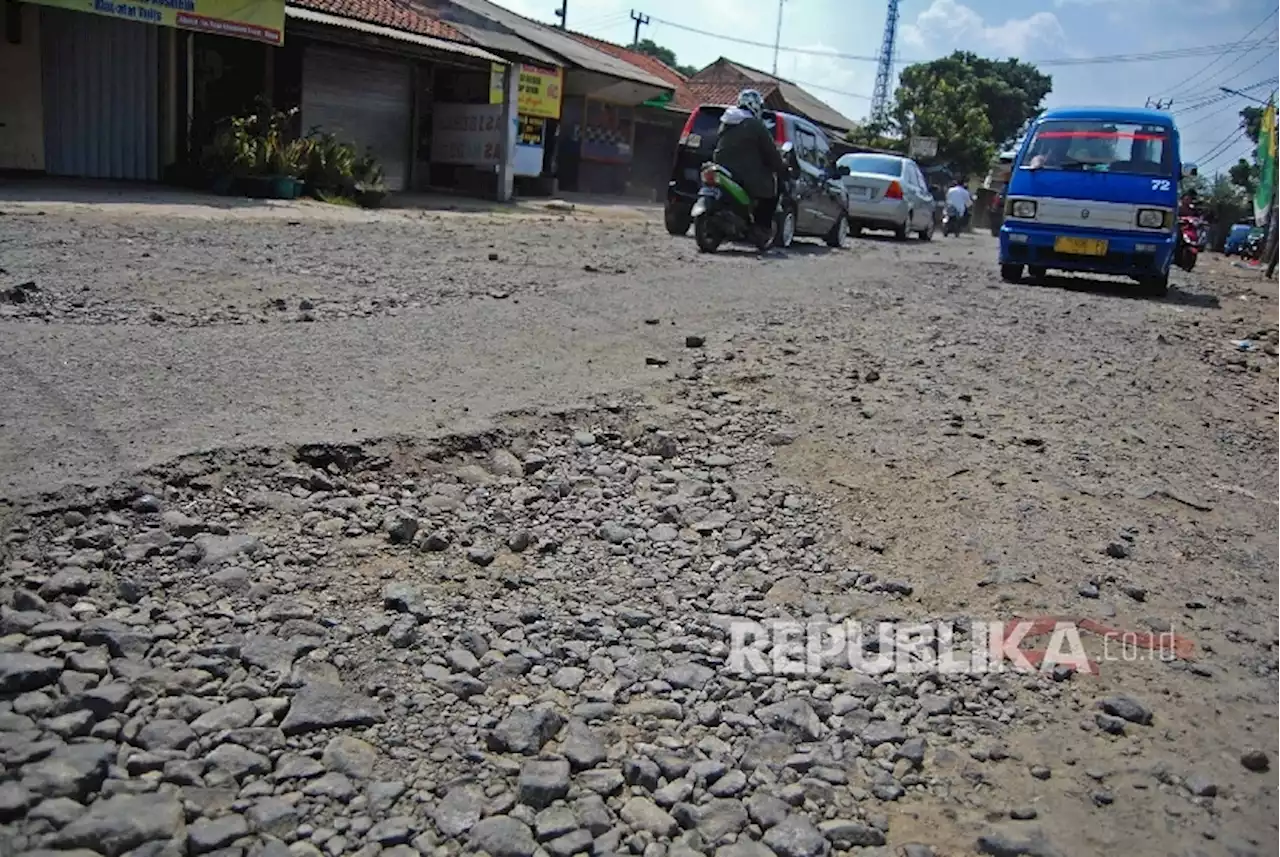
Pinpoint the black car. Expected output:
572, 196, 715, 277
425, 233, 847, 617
666, 105, 850, 248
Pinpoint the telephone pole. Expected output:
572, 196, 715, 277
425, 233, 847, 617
771, 0, 785, 75
552, 0, 566, 29
630, 9, 649, 47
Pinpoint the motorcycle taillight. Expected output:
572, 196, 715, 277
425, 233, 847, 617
701, 167, 718, 186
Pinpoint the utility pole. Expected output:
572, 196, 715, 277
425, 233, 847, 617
553, 0, 566, 29
1145, 97, 1173, 110
630, 10, 649, 47
771, 0, 785, 75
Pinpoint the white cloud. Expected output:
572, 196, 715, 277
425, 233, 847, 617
901, 0, 1066, 57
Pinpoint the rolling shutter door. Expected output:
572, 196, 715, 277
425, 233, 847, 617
302, 44, 411, 191
41, 8, 159, 181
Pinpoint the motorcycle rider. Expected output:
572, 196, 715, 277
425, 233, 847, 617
712, 89, 789, 246
945, 177, 973, 231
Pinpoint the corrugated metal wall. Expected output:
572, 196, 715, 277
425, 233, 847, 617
41, 8, 159, 181
302, 44, 412, 191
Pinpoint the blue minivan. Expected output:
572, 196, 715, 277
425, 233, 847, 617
998, 107, 1195, 294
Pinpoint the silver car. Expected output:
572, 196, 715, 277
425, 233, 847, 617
837, 153, 936, 241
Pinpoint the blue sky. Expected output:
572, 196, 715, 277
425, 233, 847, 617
490, 0, 1278, 175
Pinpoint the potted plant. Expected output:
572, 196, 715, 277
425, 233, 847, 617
351, 150, 387, 209
301, 129, 357, 199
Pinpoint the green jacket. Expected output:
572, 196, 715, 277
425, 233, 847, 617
713, 107, 788, 200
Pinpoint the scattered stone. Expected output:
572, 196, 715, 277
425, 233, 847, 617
1097, 695, 1152, 726
280, 683, 386, 735
762, 815, 830, 857
1240, 749, 1270, 772
468, 816, 537, 857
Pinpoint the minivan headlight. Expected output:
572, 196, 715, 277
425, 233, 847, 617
1137, 208, 1166, 228
1010, 199, 1037, 218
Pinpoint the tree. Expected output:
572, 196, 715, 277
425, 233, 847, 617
1228, 106, 1265, 196
893, 52, 1051, 149
886, 51, 1052, 177
632, 39, 698, 77
1240, 106, 1263, 144
891, 66, 996, 178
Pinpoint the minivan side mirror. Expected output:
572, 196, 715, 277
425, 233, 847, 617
1182, 163, 1198, 178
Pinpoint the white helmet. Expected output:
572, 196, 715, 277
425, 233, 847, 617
737, 89, 765, 119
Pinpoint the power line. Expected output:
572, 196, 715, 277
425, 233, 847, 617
1176, 76, 1280, 114
1175, 74, 1279, 111
1197, 127, 1247, 167
647, 16, 1275, 67
1174, 52, 1280, 111
1164, 7, 1278, 100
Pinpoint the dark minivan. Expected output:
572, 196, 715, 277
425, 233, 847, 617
665, 104, 850, 248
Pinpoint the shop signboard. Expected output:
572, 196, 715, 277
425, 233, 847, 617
26, 0, 285, 45
516, 64, 563, 120
431, 103, 505, 167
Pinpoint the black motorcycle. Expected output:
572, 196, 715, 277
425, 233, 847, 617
942, 203, 964, 237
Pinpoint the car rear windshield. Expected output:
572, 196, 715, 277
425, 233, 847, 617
690, 107, 778, 145
836, 154, 903, 177
1022, 120, 1173, 177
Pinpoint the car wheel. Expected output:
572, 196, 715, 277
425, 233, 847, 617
918, 219, 934, 242
895, 216, 910, 241
664, 202, 692, 236
825, 212, 848, 247
773, 207, 796, 249
693, 216, 721, 253
1000, 263, 1023, 283
1140, 273, 1169, 296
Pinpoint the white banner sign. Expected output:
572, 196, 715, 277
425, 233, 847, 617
431, 103, 505, 167
909, 137, 938, 158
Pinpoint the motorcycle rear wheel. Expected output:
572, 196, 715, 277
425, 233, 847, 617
693, 215, 722, 253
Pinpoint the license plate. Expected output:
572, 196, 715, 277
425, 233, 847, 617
849, 186, 873, 200
687, 134, 702, 148
1054, 236, 1108, 256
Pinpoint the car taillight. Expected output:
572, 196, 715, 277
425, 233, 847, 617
678, 110, 697, 146
774, 117, 788, 146
701, 167, 718, 186
884, 181, 903, 200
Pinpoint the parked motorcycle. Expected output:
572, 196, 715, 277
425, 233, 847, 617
691, 142, 796, 254
1175, 216, 1200, 271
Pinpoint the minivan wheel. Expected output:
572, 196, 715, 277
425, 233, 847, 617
664, 202, 692, 236
1000, 263, 1024, 283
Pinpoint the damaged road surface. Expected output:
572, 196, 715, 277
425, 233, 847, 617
0, 203, 1277, 857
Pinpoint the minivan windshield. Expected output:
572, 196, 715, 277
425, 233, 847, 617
1021, 120, 1173, 177
836, 154, 904, 177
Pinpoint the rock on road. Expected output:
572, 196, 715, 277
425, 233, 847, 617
0, 197, 1276, 857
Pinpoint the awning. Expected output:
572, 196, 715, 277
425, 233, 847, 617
285, 6, 506, 63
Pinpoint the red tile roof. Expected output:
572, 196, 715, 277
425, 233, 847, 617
563, 31, 686, 89
290, 0, 467, 42
673, 81, 780, 113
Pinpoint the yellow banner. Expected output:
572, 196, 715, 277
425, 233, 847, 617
26, 0, 285, 45
518, 64, 563, 120
489, 63, 506, 106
